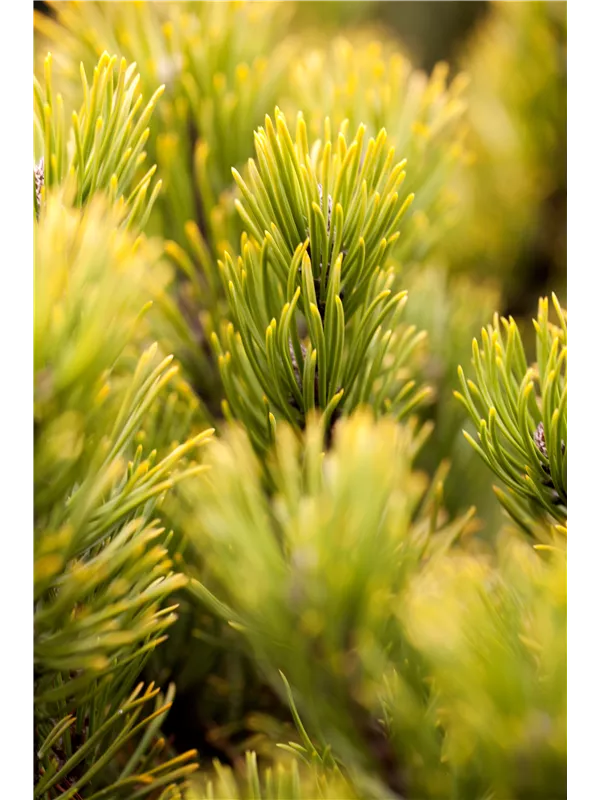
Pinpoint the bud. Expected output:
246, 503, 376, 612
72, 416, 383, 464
34, 157, 45, 219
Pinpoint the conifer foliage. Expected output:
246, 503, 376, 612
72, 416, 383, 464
216, 110, 428, 450
34, 3, 566, 798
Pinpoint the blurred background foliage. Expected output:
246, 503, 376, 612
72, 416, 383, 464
34, 2, 566, 798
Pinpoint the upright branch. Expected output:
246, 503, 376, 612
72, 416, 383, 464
215, 108, 430, 452
455, 294, 567, 537
34, 52, 163, 229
